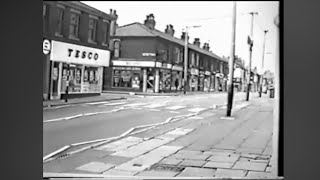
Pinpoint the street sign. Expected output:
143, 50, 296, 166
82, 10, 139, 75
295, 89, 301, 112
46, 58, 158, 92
43, 39, 51, 54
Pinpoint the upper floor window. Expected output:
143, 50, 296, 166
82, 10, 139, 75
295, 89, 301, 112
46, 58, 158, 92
190, 52, 195, 67
114, 40, 120, 58
56, 7, 64, 36
103, 20, 110, 46
43, 4, 47, 17
69, 10, 80, 40
174, 47, 180, 63
196, 54, 200, 67
88, 18, 97, 43
211, 62, 214, 72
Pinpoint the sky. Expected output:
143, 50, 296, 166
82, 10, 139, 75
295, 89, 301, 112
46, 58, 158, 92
82, 1, 279, 73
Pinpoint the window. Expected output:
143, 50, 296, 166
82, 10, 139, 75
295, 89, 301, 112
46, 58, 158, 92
174, 47, 180, 63
88, 18, 97, 43
114, 40, 120, 58
113, 68, 142, 88
56, 7, 64, 36
103, 20, 110, 45
196, 54, 200, 67
43, 4, 46, 17
190, 52, 195, 67
69, 12, 80, 39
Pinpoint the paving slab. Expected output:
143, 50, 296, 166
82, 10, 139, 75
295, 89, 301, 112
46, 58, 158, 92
176, 150, 203, 156
75, 162, 115, 173
177, 167, 215, 177
203, 161, 235, 169
207, 154, 240, 163
214, 169, 247, 177
98, 155, 132, 166
136, 170, 179, 177
147, 145, 184, 158
179, 159, 206, 167
183, 154, 211, 161
111, 138, 172, 158
78, 149, 114, 158
233, 161, 268, 171
158, 158, 183, 166
102, 169, 139, 176
113, 153, 164, 172
236, 148, 264, 154
246, 171, 274, 178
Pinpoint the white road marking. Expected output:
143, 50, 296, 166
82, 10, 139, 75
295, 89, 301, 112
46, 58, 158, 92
123, 103, 149, 107
144, 103, 166, 108
150, 109, 161, 111
187, 107, 207, 113
169, 111, 180, 114
165, 105, 186, 110
86, 101, 111, 105
101, 102, 127, 106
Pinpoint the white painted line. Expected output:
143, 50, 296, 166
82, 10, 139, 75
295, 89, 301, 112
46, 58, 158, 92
102, 102, 127, 106
43, 145, 70, 161
43, 117, 65, 123
165, 105, 186, 110
71, 138, 114, 146
187, 107, 207, 113
149, 109, 161, 111
64, 114, 83, 120
144, 103, 165, 108
169, 111, 180, 114
86, 101, 111, 105
123, 103, 149, 107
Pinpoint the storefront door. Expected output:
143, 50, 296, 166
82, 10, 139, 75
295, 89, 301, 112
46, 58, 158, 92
146, 69, 154, 92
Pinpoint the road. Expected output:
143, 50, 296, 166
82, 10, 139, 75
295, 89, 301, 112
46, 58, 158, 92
43, 92, 247, 156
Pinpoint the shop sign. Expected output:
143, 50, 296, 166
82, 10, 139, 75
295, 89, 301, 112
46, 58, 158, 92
156, 62, 172, 69
190, 68, 199, 75
205, 71, 211, 76
50, 40, 110, 67
172, 65, 183, 71
113, 60, 156, 67
43, 39, 51, 55
142, 53, 156, 57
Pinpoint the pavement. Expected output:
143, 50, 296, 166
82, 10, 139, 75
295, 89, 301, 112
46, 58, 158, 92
43, 94, 280, 179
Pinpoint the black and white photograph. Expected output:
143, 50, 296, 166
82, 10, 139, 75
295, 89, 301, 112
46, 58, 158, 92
43, 1, 281, 179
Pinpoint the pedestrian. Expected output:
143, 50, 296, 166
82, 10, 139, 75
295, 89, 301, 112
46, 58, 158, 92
175, 79, 179, 92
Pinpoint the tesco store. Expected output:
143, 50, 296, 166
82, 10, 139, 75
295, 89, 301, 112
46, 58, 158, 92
48, 40, 110, 100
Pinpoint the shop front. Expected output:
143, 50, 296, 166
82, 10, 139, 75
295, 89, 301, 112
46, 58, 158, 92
48, 40, 110, 100
112, 60, 160, 92
156, 63, 172, 93
203, 71, 211, 92
171, 65, 183, 92
198, 71, 205, 92
189, 68, 199, 92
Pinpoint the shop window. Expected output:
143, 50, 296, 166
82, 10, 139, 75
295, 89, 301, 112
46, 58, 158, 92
55, 7, 64, 36
83, 66, 101, 93
88, 18, 97, 43
61, 64, 82, 93
159, 69, 171, 91
103, 20, 110, 46
69, 12, 80, 40
113, 68, 141, 89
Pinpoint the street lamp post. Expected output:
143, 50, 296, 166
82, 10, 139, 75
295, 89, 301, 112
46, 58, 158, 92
183, 25, 201, 95
259, 30, 269, 97
246, 12, 258, 101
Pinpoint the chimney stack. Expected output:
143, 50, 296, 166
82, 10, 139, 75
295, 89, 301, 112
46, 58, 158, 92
144, 14, 156, 30
181, 32, 189, 42
164, 24, 175, 36
193, 38, 200, 47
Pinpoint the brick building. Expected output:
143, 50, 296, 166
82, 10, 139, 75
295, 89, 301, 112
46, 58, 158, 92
43, 1, 117, 100
104, 14, 229, 93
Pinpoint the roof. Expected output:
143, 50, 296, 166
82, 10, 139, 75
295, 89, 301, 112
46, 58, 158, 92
58, 1, 117, 20
115, 22, 226, 63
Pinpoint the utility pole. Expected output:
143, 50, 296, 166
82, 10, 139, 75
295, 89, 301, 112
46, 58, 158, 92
259, 30, 268, 97
183, 27, 189, 95
246, 12, 258, 101
226, 1, 237, 117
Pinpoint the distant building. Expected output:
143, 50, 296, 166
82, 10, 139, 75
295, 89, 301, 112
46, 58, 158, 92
43, 1, 117, 100
105, 14, 229, 93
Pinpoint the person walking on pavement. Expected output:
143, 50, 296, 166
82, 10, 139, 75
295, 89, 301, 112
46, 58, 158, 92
175, 79, 179, 92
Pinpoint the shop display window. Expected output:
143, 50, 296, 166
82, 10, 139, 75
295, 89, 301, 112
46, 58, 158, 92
113, 68, 142, 89
61, 63, 82, 93
159, 70, 171, 91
